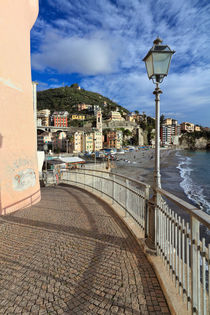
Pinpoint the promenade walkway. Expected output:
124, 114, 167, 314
0, 185, 170, 314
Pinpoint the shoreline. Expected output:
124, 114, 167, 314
111, 148, 195, 219
112, 148, 177, 187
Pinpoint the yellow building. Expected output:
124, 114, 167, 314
71, 115, 85, 120
37, 109, 51, 126
73, 131, 83, 152
194, 125, 201, 132
83, 133, 94, 152
181, 122, 195, 133
164, 118, 172, 125
93, 131, 103, 151
110, 111, 124, 121
81, 131, 103, 152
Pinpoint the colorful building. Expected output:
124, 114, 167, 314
194, 125, 201, 132
110, 111, 125, 121
37, 109, 51, 126
37, 131, 52, 150
181, 122, 195, 133
71, 115, 85, 120
0, 0, 40, 215
103, 130, 123, 149
160, 121, 181, 145
73, 131, 83, 153
52, 111, 69, 127
77, 103, 92, 111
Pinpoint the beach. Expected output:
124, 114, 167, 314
112, 148, 177, 188
112, 148, 210, 241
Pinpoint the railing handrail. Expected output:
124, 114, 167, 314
64, 168, 150, 190
157, 187, 210, 228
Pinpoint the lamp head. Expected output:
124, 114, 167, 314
143, 37, 175, 83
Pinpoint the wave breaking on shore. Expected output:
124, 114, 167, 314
176, 152, 210, 214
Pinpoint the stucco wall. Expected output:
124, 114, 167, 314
0, 0, 40, 215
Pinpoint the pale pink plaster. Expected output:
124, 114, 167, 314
0, 0, 41, 215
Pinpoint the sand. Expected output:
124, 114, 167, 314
111, 148, 175, 186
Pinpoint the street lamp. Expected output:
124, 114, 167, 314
143, 37, 175, 188
94, 138, 96, 165
43, 143, 48, 173
143, 37, 175, 250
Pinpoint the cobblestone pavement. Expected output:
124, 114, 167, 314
0, 185, 170, 314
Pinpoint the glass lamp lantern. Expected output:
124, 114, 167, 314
143, 37, 175, 83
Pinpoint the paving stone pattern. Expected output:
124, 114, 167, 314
0, 185, 170, 314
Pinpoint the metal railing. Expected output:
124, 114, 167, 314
46, 168, 210, 314
155, 188, 210, 315
60, 168, 150, 232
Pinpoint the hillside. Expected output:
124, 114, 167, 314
37, 84, 129, 118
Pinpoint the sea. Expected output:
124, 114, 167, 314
161, 150, 210, 216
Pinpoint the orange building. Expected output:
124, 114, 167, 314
52, 111, 69, 127
0, 0, 40, 215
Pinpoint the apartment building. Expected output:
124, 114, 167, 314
164, 118, 172, 125
161, 120, 181, 145
194, 125, 201, 132
52, 131, 67, 151
37, 131, 52, 150
77, 103, 92, 111
180, 122, 195, 133
93, 130, 103, 151
52, 111, 69, 127
110, 111, 125, 121
73, 131, 83, 153
83, 133, 94, 152
103, 130, 123, 149
71, 115, 85, 120
37, 109, 50, 126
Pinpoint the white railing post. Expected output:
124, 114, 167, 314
191, 216, 200, 314
112, 175, 115, 205
100, 171, 103, 197
125, 179, 129, 217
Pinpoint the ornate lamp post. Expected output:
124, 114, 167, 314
43, 143, 48, 173
143, 37, 175, 187
143, 38, 175, 249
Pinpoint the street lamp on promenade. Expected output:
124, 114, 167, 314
94, 138, 96, 165
143, 37, 175, 249
143, 37, 175, 187
43, 143, 48, 173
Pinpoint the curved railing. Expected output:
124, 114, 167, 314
61, 168, 150, 232
46, 168, 210, 315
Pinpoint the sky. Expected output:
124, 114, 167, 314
31, 0, 210, 127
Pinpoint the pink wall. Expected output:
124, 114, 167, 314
0, 0, 41, 215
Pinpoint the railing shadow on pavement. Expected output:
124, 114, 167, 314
51, 168, 210, 315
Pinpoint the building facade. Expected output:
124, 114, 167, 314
181, 122, 195, 133
37, 109, 51, 126
52, 131, 67, 151
52, 111, 69, 127
194, 125, 201, 132
37, 131, 52, 150
77, 103, 92, 111
110, 111, 125, 121
0, 0, 40, 215
71, 115, 85, 120
161, 120, 181, 145
103, 130, 123, 149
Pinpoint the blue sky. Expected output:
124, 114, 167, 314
31, 0, 210, 127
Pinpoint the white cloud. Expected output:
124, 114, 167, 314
32, 0, 210, 126
32, 35, 118, 75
